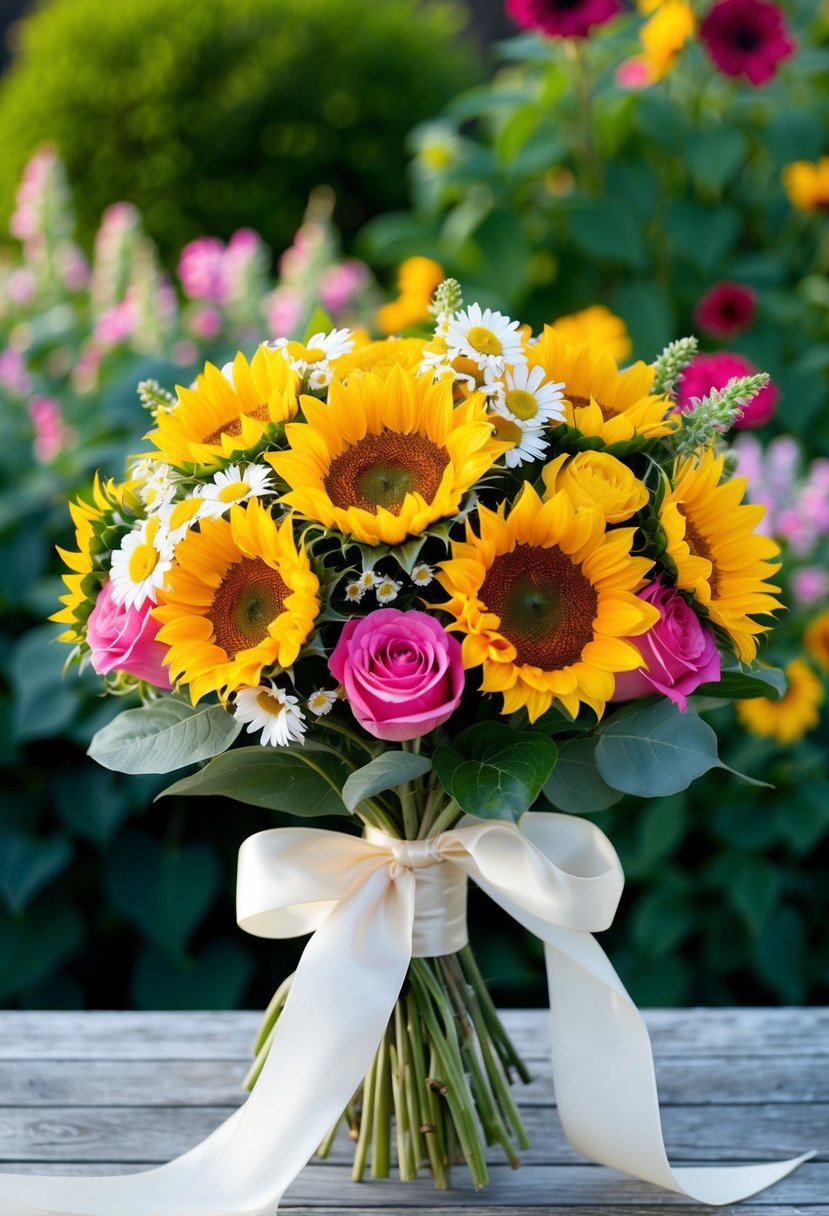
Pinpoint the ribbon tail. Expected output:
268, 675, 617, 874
0, 866, 414, 1216
543, 927, 811, 1205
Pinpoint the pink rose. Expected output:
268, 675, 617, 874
329, 608, 464, 741
86, 582, 171, 688
612, 579, 721, 712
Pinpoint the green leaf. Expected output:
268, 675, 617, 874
665, 200, 741, 272
726, 854, 781, 936
0, 898, 85, 1002
685, 127, 747, 191
0, 832, 74, 914
496, 104, 540, 163
568, 198, 646, 270
88, 700, 242, 774
542, 736, 623, 814
302, 305, 334, 342
159, 746, 351, 816
106, 832, 221, 959
434, 722, 557, 823
754, 907, 808, 1003
133, 938, 254, 1011
342, 752, 432, 813
595, 700, 722, 797
696, 660, 786, 701
632, 887, 695, 959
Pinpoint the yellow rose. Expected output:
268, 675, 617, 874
542, 452, 649, 524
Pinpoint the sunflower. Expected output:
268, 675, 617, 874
152, 500, 319, 703
526, 328, 675, 445
268, 364, 507, 547
437, 483, 659, 721
147, 346, 299, 471
52, 475, 126, 643
783, 158, 829, 213
737, 659, 824, 746
805, 608, 829, 672
660, 449, 781, 662
550, 305, 632, 363
330, 337, 427, 383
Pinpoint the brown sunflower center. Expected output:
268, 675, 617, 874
480, 543, 598, 670
209, 557, 289, 658
680, 510, 721, 598
324, 430, 449, 516
568, 393, 617, 422
202, 404, 271, 447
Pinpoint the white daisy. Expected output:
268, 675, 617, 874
345, 581, 365, 603
130, 460, 179, 514
109, 515, 174, 609
307, 688, 338, 716
499, 364, 566, 427
411, 563, 435, 587
488, 411, 549, 469
234, 682, 306, 747
357, 570, 378, 592
308, 366, 332, 392
270, 328, 354, 379
375, 575, 402, 603
198, 463, 275, 519
445, 303, 525, 373
157, 496, 205, 547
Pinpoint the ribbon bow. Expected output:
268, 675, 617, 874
0, 813, 810, 1216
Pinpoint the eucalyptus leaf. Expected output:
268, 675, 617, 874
343, 752, 432, 813
434, 722, 557, 823
595, 700, 723, 797
159, 746, 351, 816
88, 701, 242, 774
543, 736, 623, 814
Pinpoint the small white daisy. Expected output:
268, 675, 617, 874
109, 515, 174, 609
357, 570, 378, 591
488, 411, 550, 469
157, 496, 205, 546
307, 366, 332, 392
234, 682, 306, 748
375, 575, 402, 603
500, 364, 566, 427
307, 688, 338, 717
411, 563, 435, 587
198, 463, 275, 519
345, 581, 365, 603
271, 328, 354, 377
130, 460, 179, 514
445, 303, 525, 373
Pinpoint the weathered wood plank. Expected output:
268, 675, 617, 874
1, 1054, 826, 1107
0, 1009, 827, 1060
0, 1103, 822, 1165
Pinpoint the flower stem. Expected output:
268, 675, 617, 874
351, 1051, 377, 1182
406, 992, 449, 1188
458, 945, 532, 1084
371, 1028, 393, 1178
427, 798, 462, 838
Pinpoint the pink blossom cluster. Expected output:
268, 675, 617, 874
8, 146, 89, 294
28, 395, 72, 463
266, 218, 369, 338
0, 349, 32, 397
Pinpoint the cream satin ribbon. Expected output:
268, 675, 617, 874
0, 812, 811, 1216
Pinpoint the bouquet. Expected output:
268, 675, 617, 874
44, 279, 802, 1209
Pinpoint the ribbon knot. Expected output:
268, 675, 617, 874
388, 836, 443, 870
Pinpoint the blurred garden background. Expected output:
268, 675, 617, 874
1, 0, 828, 1013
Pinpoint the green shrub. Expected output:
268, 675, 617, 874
0, 0, 479, 261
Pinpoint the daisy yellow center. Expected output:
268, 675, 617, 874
209, 557, 289, 658
202, 405, 270, 446
490, 415, 523, 447
467, 326, 503, 357
256, 690, 284, 716
218, 482, 251, 504
324, 430, 450, 516
480, 544, 597, 669
128, 544, 159, 583
680, 508, 721, 597
505, 388, 539, 421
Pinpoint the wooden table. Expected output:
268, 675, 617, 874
0, 1009, 826, 1215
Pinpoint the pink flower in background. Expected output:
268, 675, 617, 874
28, 395, 70, 462
616, 58, 651, 89
59, 246, 90, 293
0, 348, 32, 396
699, 0, 794, 86
191, 306, 223, 340
6, 268, 36, 306
792, 567, 829, 608
694, 282, 756, 341
267, 287, 302, 338
9, 147, 57, 240
94, 298, 137, 347
87, 582, 171, 687
677, 352, 778, 429
612, 579, 721, 711
178, 236, 227, 303
320, 260, 369, 314
329, 608, 464, 741
506, 0, 621, 39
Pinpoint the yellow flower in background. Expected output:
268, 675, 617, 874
437, 483, 658, 722
660, 449, 781, 662
268, 364, 507, 546
804, 609, 829, 672
377, 257, 444, 335
527, 328, 675, 445
542, 452, 649, 523
782, 158, 829, 213
737, 659, 824, 745
640, 0, 695, 81
148, 346, 299, 470
153, 500, 319, 704
550, 305, 632, 363
331, 337, 427, 382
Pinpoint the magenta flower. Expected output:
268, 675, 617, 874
178, 236, 227, 303
612, 579, 721, 712
677, 352, 779, 429
329, 608, 464, 741
699, 0, 795, 86
506, 0, 621, 40
86, 582, 171, 688
694, 282, 757, 341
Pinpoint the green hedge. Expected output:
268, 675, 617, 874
0, 0, 479, 260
